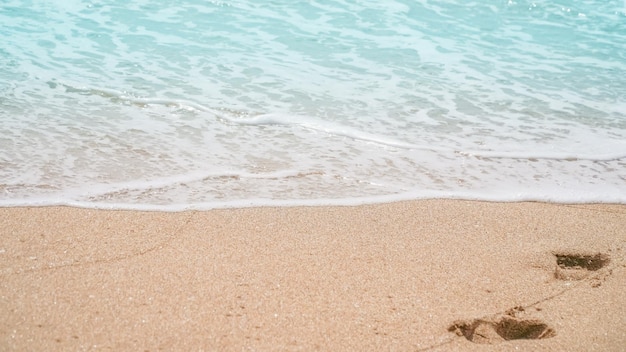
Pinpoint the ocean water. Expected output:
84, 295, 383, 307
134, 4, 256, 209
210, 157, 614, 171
1, 0, 625, 210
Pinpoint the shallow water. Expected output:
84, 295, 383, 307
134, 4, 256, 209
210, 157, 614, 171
1, 1, 625, 210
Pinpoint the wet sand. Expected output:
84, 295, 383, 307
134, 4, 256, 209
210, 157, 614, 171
1, 200, 625, 351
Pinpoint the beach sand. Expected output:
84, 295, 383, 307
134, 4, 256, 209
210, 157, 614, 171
1, 200, 625, 351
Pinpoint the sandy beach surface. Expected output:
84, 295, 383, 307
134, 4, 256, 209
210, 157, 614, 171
1, 200, 625, 351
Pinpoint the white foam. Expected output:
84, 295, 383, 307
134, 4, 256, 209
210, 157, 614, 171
3, 186, 625, 212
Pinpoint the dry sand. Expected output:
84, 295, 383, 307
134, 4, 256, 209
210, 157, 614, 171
1, 200, 625, 351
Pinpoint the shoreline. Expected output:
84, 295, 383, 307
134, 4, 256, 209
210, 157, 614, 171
4, 192, 626, 212
1, 200, 625, 350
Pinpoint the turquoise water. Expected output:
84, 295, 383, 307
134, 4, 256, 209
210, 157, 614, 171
1, 1, 625, 210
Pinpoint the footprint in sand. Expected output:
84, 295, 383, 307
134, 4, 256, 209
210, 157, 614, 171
448, 315, 556, 344
448, 250, 613, 344
553, 252, 610, 281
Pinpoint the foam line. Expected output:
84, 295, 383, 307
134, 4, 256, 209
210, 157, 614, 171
457, 150, 626, 162
58, 85, 626, 162
2, 188, 626, 212
224, 114, 626, 161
